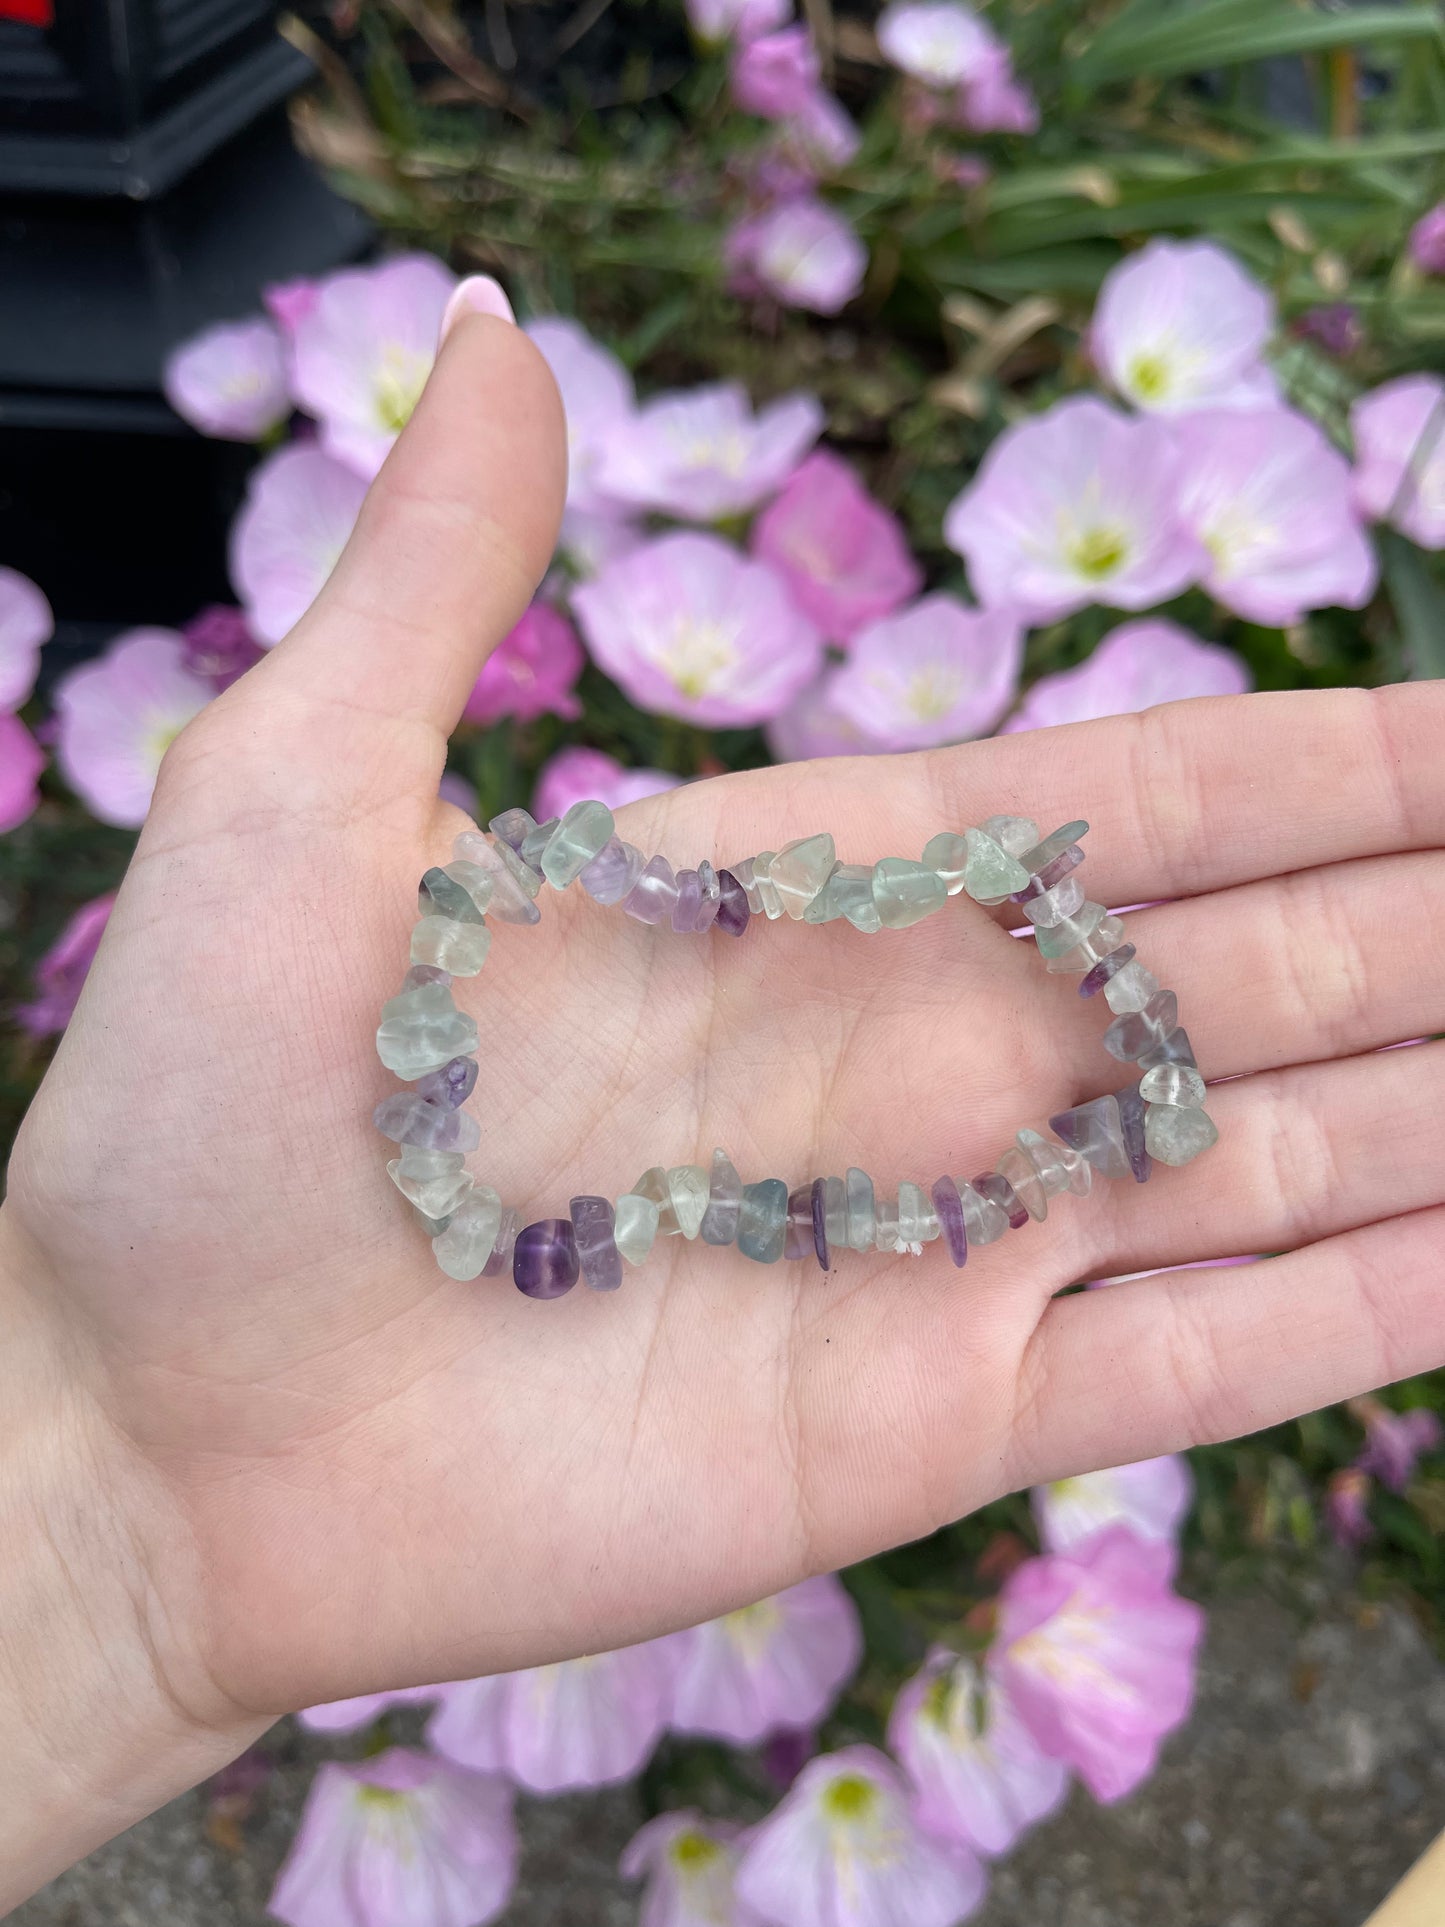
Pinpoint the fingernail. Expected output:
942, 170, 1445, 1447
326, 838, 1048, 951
438, 275, 515, 346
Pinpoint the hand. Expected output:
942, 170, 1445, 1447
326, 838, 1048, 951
4, 310, 1443, 1892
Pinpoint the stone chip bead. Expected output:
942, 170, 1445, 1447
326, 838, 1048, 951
771, 832, 836, 919
737, 1179, 788, 1263
980, 814, 1039, 859
614, 1192, 661, 1265
1045, 913, 1125, 975
580, 836, 645, 906
419, 865, 488, 924
410, 917, 492, 977
958, 1178, 1008, 1245
931, 1177, 969, 1267
453, 832, 541, 925
1104, 989, 1180, 1063
1139, 1026, 1198, 1072
1114, 1082, 1153, 1183
747, 853, 785, 919
700, 1147, 743, 1245
432, 1185, 503, 1281
624, 855, 680, 926
1140, 1063, 1207, 1108
373, 1091, 481, 1154
715, 870, 751, 936
1103, 960, 1160, 1015
1034, 900, 1107, 960
1145, 1103, 1219, 1166
974, 1170, 1029, 1231
377, 981, 479, 1079
828, 864, 883, 934
1079, 944, 1136, 999
415, 1055, 479, 1110
489, 808, 535, 853
520, 817, 560, 872
542, 800, 614, 889
874, 1196, 900, 1252
481, 1207, 519, 1276
1019, 873, 1086, 929
1012, 843, 1085, 901
634, 1166, 681, 1235
667, 1165, 710, 1240
921, 831, 971, 896
873, 859, 947, 929
514, 1218, 580, 1299
810, 1179, 830, 1268
996, 1144, 1048, 1222
388, 1146, 474, 1220
845, 1167, 876, 1251
961, 828, 1029, 904
1049, 1095, 1132, 1182
897, 1180, 940, 1244
571, 1195, 623, 1292
1016, 1127, 1077, 1202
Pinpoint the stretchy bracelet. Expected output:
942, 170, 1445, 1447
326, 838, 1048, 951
373, 802, 1217, 1298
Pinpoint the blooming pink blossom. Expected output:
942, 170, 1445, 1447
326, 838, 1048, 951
229, 444, 369, 645
1408, 203, 1445, 275
786, 92, 862, 172
827, 596, 1022, 749
1003, 619, 1250, 733
288, 253, 456, 477
525, 316, 636, 517
1171, 406, 1377, 625
1351, 374, 1445, 550
669, 1577, 862, 1745
180, 605, 265, 693
596, 382, 822, 521
461, 603, 584, 727
622, 1812, 762, 1927
955, 56, 1038, 134
736, 1744, 987, 1927
888, 1650, 1067, 1857
298, 1685, 443, 1733
1352, 1398, 1442, 1492
533, 746, 681, 822
943, 397, 1205, 622
264, 277, 320, 335
1325, 1467, 1374, 1549
427, 1639, 683, 1793
727, 199, 867, 315
1092, 239, 1276, 414
54, 628, 212, 828
14, 891, 116, 1037
554, 508, 647, 582
575, 532, 823, 726
0, 712, 45, 833
752, 450, 921, 642
1031, 1455, 1192, 1559
993, 1527, 1204, 1804
0, 565, 53, 711
732, 25, 820, 119
269, 1748, 516, 1927
688, 0, 790, 45
877, 3, 1000, 88
162, 317, 291, 441
765, 670, 891, 761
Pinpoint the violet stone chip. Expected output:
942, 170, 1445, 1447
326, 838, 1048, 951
931, 1177, 968, 1268
974, 1171, 1029, 1232
715, 870, 750, 937
415, 1055, 479, 1109
810, 1177, 829, 1270
570, 1195, 622, 1294
514, 1219, 580, 1298
1078, 943, 1136, 1000
1114, 1082, 1153, 1184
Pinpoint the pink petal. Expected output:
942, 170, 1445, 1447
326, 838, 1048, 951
669, 1576, 863, 1745
0, 566, 53, 710
1003, 619, 1250, 733
828, 595, 1022, 749
229, 444, 369, 646
163, 317, 291, 441
53, 629, 212, 828
0, 711, 45, 832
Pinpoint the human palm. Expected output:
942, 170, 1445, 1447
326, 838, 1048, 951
5, 314, 1444, 1745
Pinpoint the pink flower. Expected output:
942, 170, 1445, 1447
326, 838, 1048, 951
752, 450, 921, 642
827, 596, 1022, 749
596, 381, 823, 521
735, 1745, 987, 1927
1171, 406, 1378, 625
1352, 1398, 1442, 1492
727, 199, 867, 315
955, 57, 1038, 134
732, 25, 819, 120
1325, 1467, 1374, 1549
54, 628, 213, 828
180, 605, 266, 693
427, 1639, 683, 1794
669, 1576, 862, 1745
993, 1527, 1204, 1804
622, 1812, 761, 1927
1002, 619, 1250, 733
1092, 239, 1276, 415
1408, 202, 1445, 275
229, 444, 369, 645
162, 317, 290, 441
269, 1748, 516, 1927
554, 508, 646, 582
1031, 1455, 1193, 1559
1351, 374, 1445, 549
288, 253, 456, 478
0, 565, 53, 711
533, 746, 681, 822
888, 1650, 1067, 1857
264, 277, 321, 335
785, 92, 862, 173
525, 316, 636, 517
943, 397, 1205, 622
765, 670, 891, 761
461, 603, 584, 726
439, 770, 479, 816
575, 532, 823, 726
13, 891, 116, 1037
688, 0, 790, 45
0, 713, 44, 832
298, 1686, 442, 1733
877, 3, 1001, 88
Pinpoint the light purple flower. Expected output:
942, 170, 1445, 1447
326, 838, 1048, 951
765, 669, 891, 761
180, 605, 266, 693
735, 1744, 987, 1927
533, 746, 682, 822
1325, 1468, 1374, 1549
1408, 203, 1445, 276
752, 450, 921, 642
574, 532, 824, 726
595, 381, 823, 521
554, 507, 647, 582
1353, 1398, 1442, 1493
1031, 1455, 1193, 1559
269, 1748, 517, 1927
0, 565, 53, 711
525, 315, 636, 517
461, 603, 584, 726
1092, 239, 1276, 415
785, 91, 863, 172
887, 1650, 1067, 1857
298, 1685, 443, 1734
0, 712, 45, 833
427, 1639, 683, 1794
162, 317, 291, 442
54, 628, 213, 828
229, 444, 369, 645
669, 1576, 862, 1746
288, 253, 456, 478
439, 770, 479, 816
943, 397, 1205, 622
877, 2, 1000, 88
1002, 619, 1250, 733
13, 891, 116, 1038
1171, 406, 1377, 625
727, 199, 867, 316
688, 0, 790, 45
732, 25, 819, 120
264, 277, 321, 335
827, 596, 1022, 749
1351, 374, 1445, 550
993, 1527, 1204, 1805
622, 1812, 762, 1927
955, 56, 1038, 134
1295, 303, 1362, 358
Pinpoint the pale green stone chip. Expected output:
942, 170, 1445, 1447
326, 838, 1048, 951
614, 1193, 661, 1265
1144, 1103, 1219, 1166
410, 916, 492, 977
961, 829, 1029, 905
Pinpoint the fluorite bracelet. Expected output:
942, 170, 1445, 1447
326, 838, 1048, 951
374, 801, 1218, 1298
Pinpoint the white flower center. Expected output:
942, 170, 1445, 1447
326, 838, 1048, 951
658, 616, 740, 697
373, 344, 433, 434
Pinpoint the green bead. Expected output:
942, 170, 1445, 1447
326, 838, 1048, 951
614, 1193, 661, 1264
830, 864, 883, 934
1144, 1104, 1219, 1166
432, 1185, 503, 1280
1034, 901, 1106, 959
737, 1180, 789, 1263
410, 917, 492, 977
922, 831, 971, 896
961, 829, 1029, 905
845, 1167, 876, 1251
419, 866, 485, 924
1018, 821, 1089, 872
634, 1166, 681, 1235
667, 1164, 710, 1240
770, 833, 836, 919
387, 1148, 474, 1220
541, 800, 615, 889
980, 814, 1039, 859
897, 1180, 939, 1243
872, 858, 947, 929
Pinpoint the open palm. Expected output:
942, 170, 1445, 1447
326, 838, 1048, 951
6, 314, 1444, 1765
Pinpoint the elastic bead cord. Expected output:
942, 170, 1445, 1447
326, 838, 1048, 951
373, 801, 1219, 1297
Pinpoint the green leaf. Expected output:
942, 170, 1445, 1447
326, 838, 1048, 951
1075, 1, 1444, 89
1380, 531, 1445, 681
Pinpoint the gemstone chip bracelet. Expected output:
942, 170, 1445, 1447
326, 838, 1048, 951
374, 801, 1218, 1299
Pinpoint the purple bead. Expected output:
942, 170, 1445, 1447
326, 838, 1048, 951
579, 835, 643, 907
489, 808, 534, 854
974, 1171, 1028, 1232
695, 862, 722, 934
715, 870, 750, 937
785, 1185, 814, 1260
415, 1055, 478, 1109
1138, 1026, 1197, 1072
1079, 944, 1136, 999
570, 1195, 623, 1293
931, 1177, 968, 1268
1114, 1083, 1153, 1184
372, 1092, 480, 1153
1011, 844, 1086, 903
513, 1219, 580, 1299
624, 854, 678, 926
480, 1208, 517, 1277
403, 963, 452, 990
671, 868, 703, 932
810, 1177, 829, 1270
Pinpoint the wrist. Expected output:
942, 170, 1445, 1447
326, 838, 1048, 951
0, 1206, 266, 1906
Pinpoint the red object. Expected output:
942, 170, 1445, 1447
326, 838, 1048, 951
0, 0, 53, 22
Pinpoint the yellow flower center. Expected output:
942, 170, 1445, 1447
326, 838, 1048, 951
1068, 526, 1129, 580
659, 617, 740, 698
355, 1784, 410, 1810
822, 1773, 878, 1822
721, 1597, 783, 1661
904, 665, 963, 722
1126, 351, 1172, 403
669, 1830, 723, 1872
374, 345, 433, 433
